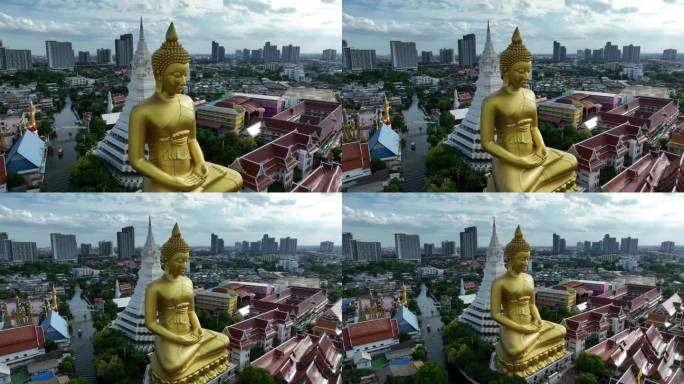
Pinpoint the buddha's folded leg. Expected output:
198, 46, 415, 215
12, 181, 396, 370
200, 164, 243, 192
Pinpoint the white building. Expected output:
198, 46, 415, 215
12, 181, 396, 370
283, 65, 305, 82
458, 219, 507, 342
93, 19, 155, 189
445, 23, 502, 171
416, 266, 444, 278
64, 76, 96, 88
622, 66, 643, 80
410, 76, 439, 87
276, 258, 299, 272
111, 217, 163, 352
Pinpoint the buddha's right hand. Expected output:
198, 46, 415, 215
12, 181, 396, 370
174, 173, 203, 191
174, 333, 200, 345
519, 322, 541, 334
518, 154, 545, 169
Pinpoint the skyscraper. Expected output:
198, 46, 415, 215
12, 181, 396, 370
45, 41, 75, 69
1, 49, 32, 71
348, 49, 376, 71
117, 226, 135, 260
604, 42, 620, 62
460, 226, 477, 259
263, 42, 280, 62
620, 237, 638, 254
115, 33, 134, 68
663, 49, 677, 61
622, 44, 640, 63
279, 237, 297, 255
439, 48, 454, 64
584, 48, 591, 62
261, 234, 277, 254
552, 233, 561, 254
281, 45, 300, 63
99, 241, 113, 257
394, 233, 421, 261
661, 241, 675, 253
81, 243, 91, 257
421, 51, 433, 64
211, 233, 220, 254
50, 233, 78, 261
560, 46, 567, 62
78, 51, 90, 64
97, 48, 111, 64
553, 41, 561, 62
353, 241, 382, 263
457, 33, 477, 68
445, 23, 501, 171
319, 241, 334, 252
390, 41, 418, 69
94, 19, 155, 189
321, 49, 337, 61
424, 243, 434, 257
441, 241, 456, 256
211, 41, 220, 63
342, 232, 353, 260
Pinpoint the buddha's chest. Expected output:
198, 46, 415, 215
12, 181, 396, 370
495, 92, 537, 124
501, 277, 534, 301
145, 102, 195, 139
157, 279, 194, 307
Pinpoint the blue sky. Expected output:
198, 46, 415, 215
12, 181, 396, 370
343, 193, 684, 247
0, 194, 341, 247
0, 0, 341, 54
343, 0, 684, 54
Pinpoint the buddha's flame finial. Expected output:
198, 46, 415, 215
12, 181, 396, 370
172, 222, 181, 237
512, 27, 522, 44
514, 225, 523, 238
166, 22, 178, 43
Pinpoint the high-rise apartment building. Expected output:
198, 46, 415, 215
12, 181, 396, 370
661, 241, 675, 253
99, 241, 113, 257
620, 237, 639, 255
390, 41, 418, 69
45, 41, 75, 69
460, 226, 477, 259
115, 33, 134, 68
424, 243, 434, 258
321, 49, 337, 61
279, 237, 297, 255
211, 41, 220, 63
421, 51, 432, 64
622, 44, 640, 63
319, 241, 334, 252
352, 241, 382, 263
281, 45, 300, 63
663, 49, 677, 61
117, 226, 135, 260
394, 233, 420, 261
553, 41, 561, 62
50, 233, 78, 261
81, 243, 92, 257
439, 48, 454, 64
0, 48, 32, 71
342, 232, 353, 260
78, 51, 90, 64
97, 48, 111, 64
458, 33, 477, 68
263, 42, 280, 62
261, 234, 277, 254
441, 241, 456, 256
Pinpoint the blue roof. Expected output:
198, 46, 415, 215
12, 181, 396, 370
31, 371, 55, 381
394, 306, 420, 334
6, 131, 45, 173
41, 310, 69, 341
390, 357, 411, 366
367, 124, 400, 159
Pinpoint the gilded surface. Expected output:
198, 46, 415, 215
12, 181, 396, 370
145, 223, 230, 384
128, 22, 242, 192
490, 226, 567, 377
481, 28, 578, 192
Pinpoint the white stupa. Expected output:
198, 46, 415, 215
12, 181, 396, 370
111, 217, 163, 352
94, 17, 154, 189
445, 22, 502, 172
458, 218, 507, 343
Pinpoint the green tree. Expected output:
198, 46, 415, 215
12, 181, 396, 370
6, 172, 24, 190
239, 366, 275, 384
413, 362, 448, 384
576, 372, 598, 384
424, 144, 484, 191
59, 355, 76, 377
45, 339, 58, 352
370, 157, 386, 172
412, 344, 428, 361
69, 155, 126, 192
384, 177, 403, 192
399, 331, 411, 342
37, 120, 53, 136
576, 352, 609, 378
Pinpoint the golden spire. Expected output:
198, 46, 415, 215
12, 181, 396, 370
499, 27, 533, 76
2, 304, 11, 329
355, 117, 363, 141
28, 100, 36, 131
505, 225, 531, 258
16, 302, 25, 326
27, 303, 34, 324
401, 283, 408, 306
358, 303, 367, 322
51, 285, 59, 312
382, 97, 391, 124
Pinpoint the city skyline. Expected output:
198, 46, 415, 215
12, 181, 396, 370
0, 0, 341, 54
343, 193, 684, 247
343, 0, 684, 54
0, 193, 341, 247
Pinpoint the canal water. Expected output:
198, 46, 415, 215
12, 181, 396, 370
44, 96, 80, 191
400, 95, 429, 191
415, 283, 445, 367
68, 285, 96, 383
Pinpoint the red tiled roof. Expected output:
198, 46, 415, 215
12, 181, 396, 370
0, 155, 6, 186
341, 142, 370, 173
603, 151, 683, 192
0, 325, 45, 356
291, 162, 341, 192
341, 318, 400, 350
570, 123, 646, 172
196, 119, 222, 130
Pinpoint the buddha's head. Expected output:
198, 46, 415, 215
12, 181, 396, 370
152, 23, 190, 96
500, 27, 532, 89
161, 223, 190, 276
505, 225, 531, 273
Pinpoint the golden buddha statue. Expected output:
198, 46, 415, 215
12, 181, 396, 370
490, 226, 566, 377
481, 28, 578, 192
129, 23, 242, 192
145, 223, 229, 383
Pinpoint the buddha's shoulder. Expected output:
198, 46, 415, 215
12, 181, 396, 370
483, 89, 508, 103
131, 96, 158, 114
522, 88, 536, 100
178, 94, 194, 107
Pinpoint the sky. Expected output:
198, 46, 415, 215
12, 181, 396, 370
0, 193, 341, 247
0, 0, 341, 54
343, 193, 684, 247
343, 0, 684, 55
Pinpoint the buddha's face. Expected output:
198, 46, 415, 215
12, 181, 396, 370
167, 252, 189, 275
504, 61, 531, 89
159, 62, 189, 96
510, 251, 530, 272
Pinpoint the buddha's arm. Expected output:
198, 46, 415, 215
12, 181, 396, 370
187, 279, 203, 336
480, 100, 529, 167
530, 106, 548, 155
529, 289, 543, 325
144, 285, 183, 343
490, 281, 532, 333
128, 109, 190, 190
188, 122, 208, 177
